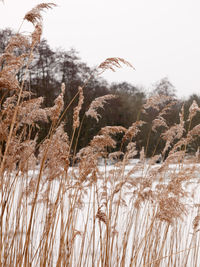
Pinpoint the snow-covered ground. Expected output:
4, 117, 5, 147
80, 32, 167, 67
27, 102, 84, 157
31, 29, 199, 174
3, 159, 200, 266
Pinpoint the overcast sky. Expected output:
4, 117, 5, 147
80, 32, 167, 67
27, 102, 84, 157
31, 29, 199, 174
1, 0, 200, 98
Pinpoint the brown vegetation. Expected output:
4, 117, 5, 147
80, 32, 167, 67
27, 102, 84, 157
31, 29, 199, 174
1, 3, 200, 267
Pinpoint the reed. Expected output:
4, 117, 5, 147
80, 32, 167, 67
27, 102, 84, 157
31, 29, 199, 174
0, 3, 200, 267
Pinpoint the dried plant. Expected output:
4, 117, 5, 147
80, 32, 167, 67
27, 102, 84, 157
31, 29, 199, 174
39, 123, 70, 180
152, 117, 168, 132
73, 86, 84, 130
162, 105, 185, 155
100, 125, 126, 136
156, 196, 186, 224
5, 34, 30, 53
0, 3, 200, 267
142, 94, 172, 113
193, 206, 200, 230
125, 142, 138, 159
96, 206, 107, 225
188, 100, 200, 121
123, 120, 145, 142
98, 57, 134, 73
85, 94, 116, 122
90, 134, 116, 150
24, 3, 56, 25
31, 22, 43, 46
46, 83, 65, 123
18, 97, 48, 126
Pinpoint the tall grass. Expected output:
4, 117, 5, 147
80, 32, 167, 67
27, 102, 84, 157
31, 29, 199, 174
1, 3, 200, 266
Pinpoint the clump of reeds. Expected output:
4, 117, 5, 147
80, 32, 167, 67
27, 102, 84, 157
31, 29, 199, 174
1, 2, 200, 267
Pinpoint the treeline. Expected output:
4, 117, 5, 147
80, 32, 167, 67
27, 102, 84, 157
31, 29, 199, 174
1, 28, 200, 157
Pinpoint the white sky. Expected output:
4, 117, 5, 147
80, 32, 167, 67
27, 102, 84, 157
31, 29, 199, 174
1, 0, 200, 98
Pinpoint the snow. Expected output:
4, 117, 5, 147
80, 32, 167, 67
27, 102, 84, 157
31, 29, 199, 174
3, 160, 200, 266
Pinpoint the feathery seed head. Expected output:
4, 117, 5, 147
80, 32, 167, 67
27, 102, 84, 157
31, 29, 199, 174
98, 57, 134, 73
24, 3, 56, 25
86, 94, 117, 122
73, 86, 84, 130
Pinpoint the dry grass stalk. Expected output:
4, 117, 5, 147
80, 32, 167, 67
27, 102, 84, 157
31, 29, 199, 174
46, 83, 65, 123
1, 3, 200, 267
96, 206, 107, 225
152, 117, 168, 132
140, 147, 145, 162
100, 125, 126, 136
24, 3, 56, 25
142, 94, 172, 113
5, 34, 30, 53
31, 22, 43, 47
73, 86, 84, 130
98, 57, 134, 73
193, 206, 200, 231
0, 34, 30, 91
188, 100, 200, 121
123, 120, 145, 142
39, 123, 70, 180
90, 134, 116, 150
18, 97, 48, 126
162, 105, 185, 155
156, 196, 186, 224
85, 94, 116, 122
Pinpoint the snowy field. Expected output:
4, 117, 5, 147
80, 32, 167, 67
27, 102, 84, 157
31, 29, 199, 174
3, 159, 200, 266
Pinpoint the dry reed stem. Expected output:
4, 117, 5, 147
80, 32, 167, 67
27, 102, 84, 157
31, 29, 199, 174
24, 3, 56, 25
1, 2, 200, 267
73, 86, 84, 130
98, 57, 134, 73
86, 94, 117, 122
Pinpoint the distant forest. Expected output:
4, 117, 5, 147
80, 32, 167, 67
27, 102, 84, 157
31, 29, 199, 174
1, 28, 200, 157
